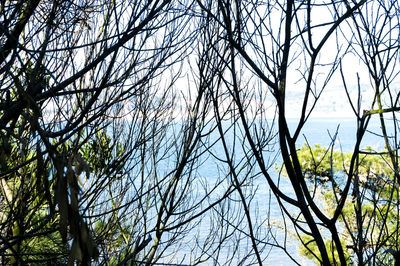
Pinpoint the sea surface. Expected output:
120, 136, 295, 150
160, 116, 396, 265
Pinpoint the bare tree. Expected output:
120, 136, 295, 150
197, 0, 400, 264
0, 0, 272, 265
5, 0, 400, 264
0, 0, 197, 264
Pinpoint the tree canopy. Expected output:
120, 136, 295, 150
1, 0, 400, 265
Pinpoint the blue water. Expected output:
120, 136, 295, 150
289, 117, 391, 152
157, 116, 397, 265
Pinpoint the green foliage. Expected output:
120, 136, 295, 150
20, 215, 68, 265
0, 132, 68, 264
281, 144, 400, 264
296, 143, 393, 184
81, 129, 125, 175
0, 127, 128, 264
299, 234, 351, 265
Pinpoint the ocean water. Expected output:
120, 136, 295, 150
156, 116, 397, 265
288, 117, 391, 152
